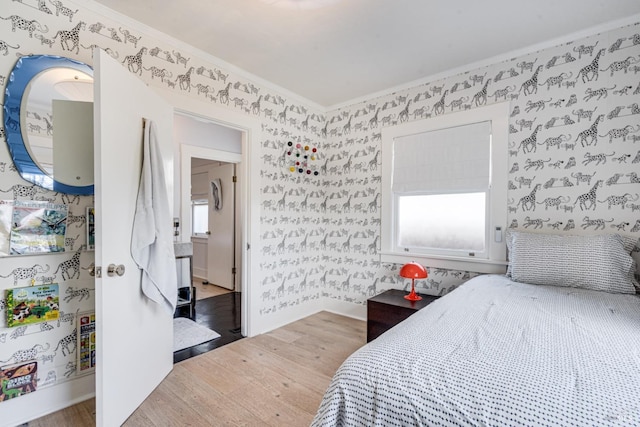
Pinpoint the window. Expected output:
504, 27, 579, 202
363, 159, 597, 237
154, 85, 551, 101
397, 192, 486, 254
380, 102, 509, 273
191, 199, 208, 237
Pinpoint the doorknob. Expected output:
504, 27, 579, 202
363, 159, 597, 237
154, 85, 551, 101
206, 230, 211, 235
85, 262, 96, 277
107, 264, 126, 277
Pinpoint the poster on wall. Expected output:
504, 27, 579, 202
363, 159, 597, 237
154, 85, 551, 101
0, 361, 38, 401
6, 284, 60, 327
9, 201, 68, 255
86, 207, 95, 251
77, 311, 96, 373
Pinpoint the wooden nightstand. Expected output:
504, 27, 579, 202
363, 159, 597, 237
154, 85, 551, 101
367, 289, 439, 342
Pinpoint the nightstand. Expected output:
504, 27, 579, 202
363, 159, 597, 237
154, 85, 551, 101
367, 289, 439, 342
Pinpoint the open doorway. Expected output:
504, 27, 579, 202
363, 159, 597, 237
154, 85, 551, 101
191, 158, 237, 297
174, 113, 244, 362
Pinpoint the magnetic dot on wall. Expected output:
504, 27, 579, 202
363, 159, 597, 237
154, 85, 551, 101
283, 140, 322, 176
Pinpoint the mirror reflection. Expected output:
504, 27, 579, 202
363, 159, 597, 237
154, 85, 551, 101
24, 68, 94, 187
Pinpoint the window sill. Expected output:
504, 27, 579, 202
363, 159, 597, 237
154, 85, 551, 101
191, 235, 208, 241
380, 251, 508, 274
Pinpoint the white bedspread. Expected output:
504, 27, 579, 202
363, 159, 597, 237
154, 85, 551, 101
312, 275, 640, 426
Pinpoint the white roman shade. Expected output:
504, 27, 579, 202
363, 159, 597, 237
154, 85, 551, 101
392, 121, 491, 194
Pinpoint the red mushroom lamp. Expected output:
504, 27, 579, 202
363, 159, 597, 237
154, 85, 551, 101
399, 262, 428, 301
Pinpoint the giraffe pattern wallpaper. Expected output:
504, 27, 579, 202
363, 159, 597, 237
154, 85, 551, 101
320, 23, 640, 307
0, 0, 638, 411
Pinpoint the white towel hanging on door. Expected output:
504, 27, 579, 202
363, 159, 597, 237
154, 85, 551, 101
131, 119, 177, 314
211, 178, 222, 211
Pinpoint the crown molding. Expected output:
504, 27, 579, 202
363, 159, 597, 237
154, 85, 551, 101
70, 2, 640, 114
71, 0, 325, 112
327, 13, 640, 112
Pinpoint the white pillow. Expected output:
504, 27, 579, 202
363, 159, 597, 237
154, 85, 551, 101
506, 231, 639, 294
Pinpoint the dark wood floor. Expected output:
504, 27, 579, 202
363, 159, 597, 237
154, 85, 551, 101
173, 291, 243, 363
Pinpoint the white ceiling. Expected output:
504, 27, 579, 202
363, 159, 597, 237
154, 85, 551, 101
92, 0, 640, 108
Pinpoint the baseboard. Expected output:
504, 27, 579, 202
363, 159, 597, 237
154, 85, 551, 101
255, 299, 324, 335
322, 298, 367, 322
254, 296, 367, 336
4, 374, 95, 427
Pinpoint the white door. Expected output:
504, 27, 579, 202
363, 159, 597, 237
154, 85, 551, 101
207, 163, 235, 290
93, 49, 174, 427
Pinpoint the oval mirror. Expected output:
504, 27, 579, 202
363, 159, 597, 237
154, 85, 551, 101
3, 55, 94, 195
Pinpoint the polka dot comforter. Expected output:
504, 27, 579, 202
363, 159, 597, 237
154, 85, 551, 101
312, 275, 640, 426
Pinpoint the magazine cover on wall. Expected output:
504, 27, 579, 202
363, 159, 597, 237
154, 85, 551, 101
77, 311, 96, 373
0, 200, 14, 256
0, 361, 37, 401
6, 284, 60, 327
9, 201, 68, 255
86, 207, 95, 251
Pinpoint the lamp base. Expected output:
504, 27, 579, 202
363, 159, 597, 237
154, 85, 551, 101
404, 289, 422, 301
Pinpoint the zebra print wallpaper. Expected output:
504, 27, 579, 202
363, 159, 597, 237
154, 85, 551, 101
0, 0, 638, 417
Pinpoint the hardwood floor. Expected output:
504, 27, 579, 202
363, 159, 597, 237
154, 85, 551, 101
26, 312, 366, 427
193, 278, 233, 300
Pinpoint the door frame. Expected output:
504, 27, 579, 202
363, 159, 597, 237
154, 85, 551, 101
180, 140, 257, 337
158, 87, 261, 337
185, 150, 239, 290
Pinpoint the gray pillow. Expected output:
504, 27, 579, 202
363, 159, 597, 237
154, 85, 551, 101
506, 231, 639, 294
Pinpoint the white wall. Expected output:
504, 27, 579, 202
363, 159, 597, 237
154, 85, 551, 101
191, 237, 208, 279
175, 114, 242, 153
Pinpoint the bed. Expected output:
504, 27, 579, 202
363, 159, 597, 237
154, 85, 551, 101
312, 232, 640, 426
